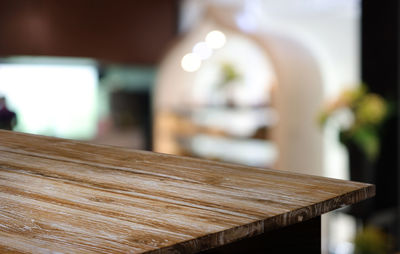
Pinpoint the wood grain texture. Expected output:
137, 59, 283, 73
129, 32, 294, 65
0, 130, 375, 253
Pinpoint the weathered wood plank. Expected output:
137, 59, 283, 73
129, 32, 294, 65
0, 130, 375, 253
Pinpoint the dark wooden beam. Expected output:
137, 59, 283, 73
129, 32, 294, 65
0, 0, 179, 64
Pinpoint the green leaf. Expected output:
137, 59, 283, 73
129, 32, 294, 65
351, 127, 379, 161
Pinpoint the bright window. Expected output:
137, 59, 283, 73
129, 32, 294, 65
0, 63, 98, 139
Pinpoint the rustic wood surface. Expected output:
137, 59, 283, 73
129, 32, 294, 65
0, 130, 375, 253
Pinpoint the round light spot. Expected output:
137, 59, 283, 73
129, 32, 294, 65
205, 30, 226, 49
192, 42, 213, 60
181, 53, 201, 72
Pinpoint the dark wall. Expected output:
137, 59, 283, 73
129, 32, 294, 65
361, 0, 400, 249
0, 0, 178, 64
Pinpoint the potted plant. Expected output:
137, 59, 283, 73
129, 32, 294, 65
319, 85, 388, 162
318, 85, 388, 219
216, 62, 242, 107
353, 226, 393, 254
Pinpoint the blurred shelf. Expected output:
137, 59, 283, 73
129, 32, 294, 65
156, 105, 279, 167
172, 106, 278, 138
177, 134, 278, 167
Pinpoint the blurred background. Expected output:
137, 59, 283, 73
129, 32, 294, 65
0, 0, 398, 253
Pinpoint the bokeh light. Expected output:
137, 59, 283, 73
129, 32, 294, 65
205, 30, 226, 49
181, 53, 201, 72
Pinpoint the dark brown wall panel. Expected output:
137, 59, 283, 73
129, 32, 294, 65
0, 0, 178, 64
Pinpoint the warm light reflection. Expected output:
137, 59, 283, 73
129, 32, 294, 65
192, 42, 212, 60
181, 53, 201, 72
205, 30, 226, 49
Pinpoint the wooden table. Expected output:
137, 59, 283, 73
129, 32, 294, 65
0, 130, 374, 253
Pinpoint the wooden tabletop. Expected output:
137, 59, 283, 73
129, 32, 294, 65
0, 130, 374, 253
